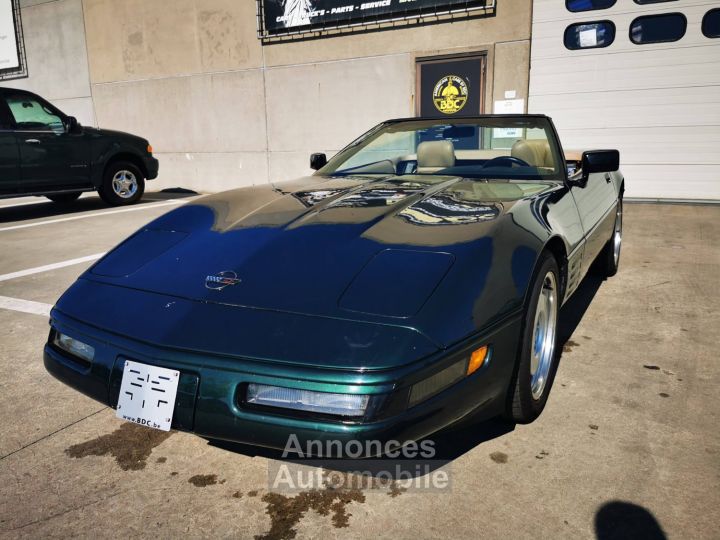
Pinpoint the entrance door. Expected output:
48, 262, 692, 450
416, 54, 486, 118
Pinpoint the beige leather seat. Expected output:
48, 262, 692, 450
511, 139, 554, 169
416, 140, 455, 174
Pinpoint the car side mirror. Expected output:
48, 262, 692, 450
310, 153, 327, 171
581, 150, 619, 182
65, 116, 81, 134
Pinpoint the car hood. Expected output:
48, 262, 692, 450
83, 126, 147, 144
58, 174, 556, 365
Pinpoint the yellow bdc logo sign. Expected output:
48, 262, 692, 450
433, 75, 469, 115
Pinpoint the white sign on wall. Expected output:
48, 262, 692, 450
493, 98, 526, 138
0, 0, 20, 71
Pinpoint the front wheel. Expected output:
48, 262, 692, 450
598, 198, 623, 277
99, 161, 145, 206
505, 252, 561, 424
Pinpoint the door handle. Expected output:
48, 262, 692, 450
605, 173, 612, 183
25, 139, 41, 144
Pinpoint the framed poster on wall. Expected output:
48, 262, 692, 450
0, 0, 27, 80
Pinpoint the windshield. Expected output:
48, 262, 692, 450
318, 117, 565, 181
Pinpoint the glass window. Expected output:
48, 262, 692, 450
5, 94, 65, 132
634, 0, 677, 4
702, 9, 720, 39
564, 21, 616, 50
318, 117, 565, 181
566, 0, 616, 13
630, 13, 686, 45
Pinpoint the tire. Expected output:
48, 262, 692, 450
99, 161, 145, 206
46, 192, 81, 204
505, 252, 561, 424
598, 198, 623, 278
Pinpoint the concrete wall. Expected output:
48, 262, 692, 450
7, 0, 533, 193
3, 0, 95, 126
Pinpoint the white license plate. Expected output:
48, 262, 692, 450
116, 360, 180, 432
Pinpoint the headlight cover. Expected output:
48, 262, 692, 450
246, 384, 369, 417
53, 332, 95, 364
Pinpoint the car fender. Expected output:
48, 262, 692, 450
89, 142, 148, 188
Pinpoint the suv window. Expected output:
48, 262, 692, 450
5, 94, 65, 133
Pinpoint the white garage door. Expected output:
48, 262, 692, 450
529, 0, 720, 201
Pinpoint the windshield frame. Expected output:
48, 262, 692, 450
316, 115, 568, 182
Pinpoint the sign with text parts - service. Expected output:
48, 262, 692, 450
261, 0, 494, 34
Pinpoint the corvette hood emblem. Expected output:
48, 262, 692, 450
205, 271, 242, 291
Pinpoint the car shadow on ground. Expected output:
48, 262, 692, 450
207, 270, 607, 480
0, 189, 198, 224
208, 415, 514, 472
557, 268, 605, 349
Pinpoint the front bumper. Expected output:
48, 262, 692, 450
44, 310, 522, 455
144, 156, 159, 180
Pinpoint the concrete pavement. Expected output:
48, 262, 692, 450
0, 195, 718, 539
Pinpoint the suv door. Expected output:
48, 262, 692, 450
0, 98, 20, 193
3, 91, 91, 191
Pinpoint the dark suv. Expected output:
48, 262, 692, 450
0, 87, 158, 206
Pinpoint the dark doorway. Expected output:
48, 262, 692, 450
416, 54, 486, 118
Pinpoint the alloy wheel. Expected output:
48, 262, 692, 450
529, 271, 558, 400
613, 200, 623, 267
112, 170, 138, 199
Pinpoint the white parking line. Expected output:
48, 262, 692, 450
0, 199, 187, 233
0, 199, 59, 209
0, 253, 106, 283
0, 296, 52, 317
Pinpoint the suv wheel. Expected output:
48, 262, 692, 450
100, 161, 145, 206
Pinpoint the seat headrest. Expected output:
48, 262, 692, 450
417, 140, 455, 173
511, 139, 554, 168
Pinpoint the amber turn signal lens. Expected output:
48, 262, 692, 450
147, 144, 153, 154
467, 345, 489, 376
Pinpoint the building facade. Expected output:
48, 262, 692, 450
2, 0, 532, 193
4, 0, 717, 201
